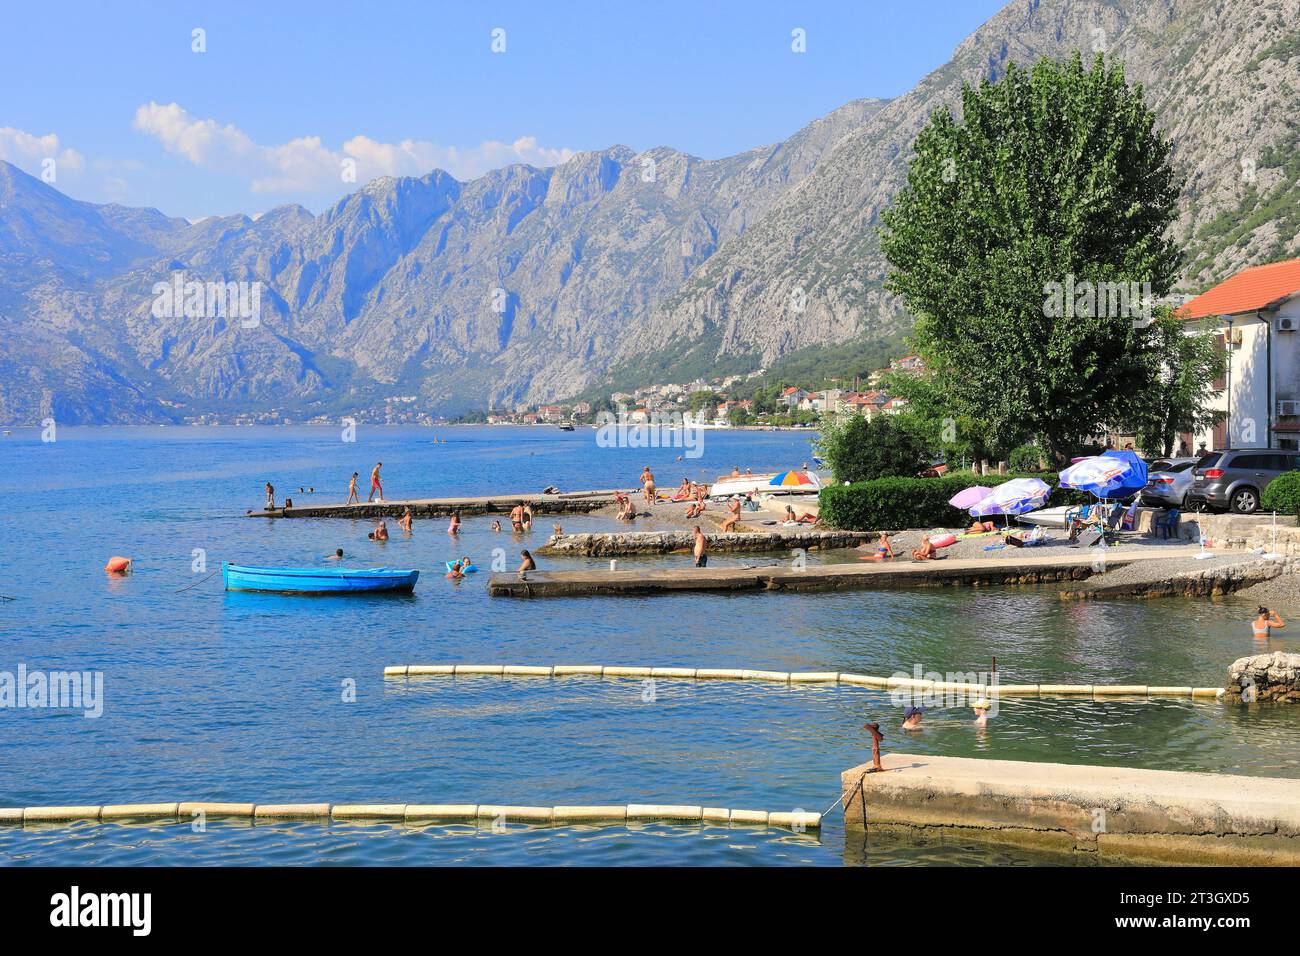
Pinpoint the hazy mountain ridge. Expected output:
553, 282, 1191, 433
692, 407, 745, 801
1, 0, 1297, 423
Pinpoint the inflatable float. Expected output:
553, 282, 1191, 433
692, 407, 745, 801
104, 556, 132, 574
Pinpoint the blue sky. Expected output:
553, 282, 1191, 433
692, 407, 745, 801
1, 0, 1006, 219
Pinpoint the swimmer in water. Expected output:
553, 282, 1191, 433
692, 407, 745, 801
371, 519, 389, 541
448, 512, 461, 535
325, 548, 344, 561
491, 519, 502, 532
972, 699, 991, 726
399, 506, 413, 534
902, 706, 923, 731
1252, 606, 1285, 639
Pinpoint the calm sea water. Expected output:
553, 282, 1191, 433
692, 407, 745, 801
0, 425, 1295, 866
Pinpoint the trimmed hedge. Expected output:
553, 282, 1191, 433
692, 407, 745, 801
1261, 471, 1300, 515
818, 473, 1092, 531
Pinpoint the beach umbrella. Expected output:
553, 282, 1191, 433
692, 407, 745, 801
768, 471, 820, 489
969, 478, 1050, 516
1058, 450, 1147, 500
948, 485, 993, 510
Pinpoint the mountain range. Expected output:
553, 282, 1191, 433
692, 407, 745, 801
2, 0, 1298, 424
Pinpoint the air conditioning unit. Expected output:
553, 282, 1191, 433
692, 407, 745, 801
1278, 400, 1300, 417
1277, 316, 1298, 333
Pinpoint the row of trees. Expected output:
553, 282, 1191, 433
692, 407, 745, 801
832, 52, 1224, 476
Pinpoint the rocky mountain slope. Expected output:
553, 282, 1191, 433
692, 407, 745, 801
615, 0, 1300, 379
1, 0, 1297, 423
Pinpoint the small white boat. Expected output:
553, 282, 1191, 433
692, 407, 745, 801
709, 471, 822, 499
1016, 505, 1073, 529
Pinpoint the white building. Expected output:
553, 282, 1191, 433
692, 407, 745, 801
1179, 257, 1300, 452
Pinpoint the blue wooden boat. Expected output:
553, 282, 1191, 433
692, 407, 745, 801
222, 562, 419, 594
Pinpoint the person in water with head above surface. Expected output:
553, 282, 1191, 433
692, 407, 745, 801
447, 511, 461, 535
509, 502, 526, 532
491, 519, 502, 532
325, 548, 344, 561
399, 506, 413, 534
1253, 606, 1285, 639
369, 519, 389, 541
902, 706, 923, 731
972, 699, 991, 726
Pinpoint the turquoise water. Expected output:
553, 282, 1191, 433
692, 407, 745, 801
0, 426, 1296, 866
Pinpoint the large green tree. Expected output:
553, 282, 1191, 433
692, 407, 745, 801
881, 53, 1183, 460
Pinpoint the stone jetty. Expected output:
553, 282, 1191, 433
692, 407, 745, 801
489, 546, 1202, 597
538, 529, 871, 556
248, 489, 620, 519
842, 753, 1300, 865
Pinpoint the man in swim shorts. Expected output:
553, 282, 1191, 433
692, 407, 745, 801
693, 525, 708, 567
368, 462, 383, 502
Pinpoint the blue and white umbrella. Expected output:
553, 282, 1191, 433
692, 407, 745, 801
969, 478, 1050, 516
1058, 451, 1146, 500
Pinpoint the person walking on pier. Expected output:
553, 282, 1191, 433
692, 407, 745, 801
692, 525, 708, 568
347, 472, 360, 505
265, 482, 276, 510
367, 462, 384, 503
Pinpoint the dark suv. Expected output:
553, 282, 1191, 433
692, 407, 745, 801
1186, 449, 1300, 514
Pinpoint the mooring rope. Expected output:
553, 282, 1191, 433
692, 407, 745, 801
174, 569, 221, 593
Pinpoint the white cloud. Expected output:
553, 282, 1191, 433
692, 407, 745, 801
0, 127, 86, 178
133, 102, 575, 194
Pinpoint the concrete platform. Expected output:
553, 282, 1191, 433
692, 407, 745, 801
842, 753, 1300, 865
248, 489, 621, 519
489, 546, 1203, 597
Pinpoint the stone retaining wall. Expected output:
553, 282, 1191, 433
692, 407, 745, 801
538, 529, 872, 556
1060, 557, 1293, 599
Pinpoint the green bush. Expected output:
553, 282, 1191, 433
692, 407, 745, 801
1008, 444, 1045, 472
817, 414, 931, 483
1261, 471, 1300, 514
818, 472, 1089, 531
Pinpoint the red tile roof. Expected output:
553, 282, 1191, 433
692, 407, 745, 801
1179, 257, 1300, 319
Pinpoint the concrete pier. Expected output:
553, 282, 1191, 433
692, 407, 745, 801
248, 489, 621, 519
489, 546, 1203, 597
538, 529, 871, 556
842, 754, 1300, 865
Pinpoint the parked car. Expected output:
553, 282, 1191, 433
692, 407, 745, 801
1186, 448, 1300, 514
1139, 457, 1199, 508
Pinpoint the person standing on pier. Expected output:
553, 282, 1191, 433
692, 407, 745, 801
347, 472, 360, 505
692, 525, 708, 568
265, 482, 276, 510
368, 462, 384, 503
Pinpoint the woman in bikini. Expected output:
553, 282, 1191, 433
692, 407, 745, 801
1252, 607, 1285, 640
